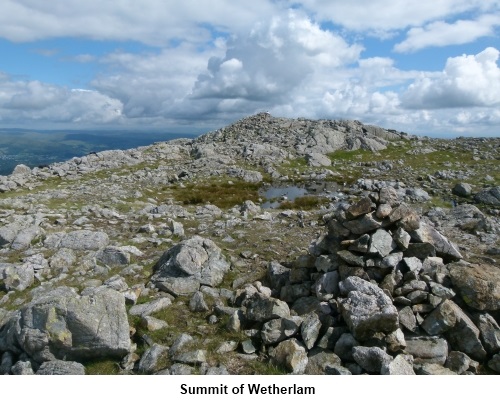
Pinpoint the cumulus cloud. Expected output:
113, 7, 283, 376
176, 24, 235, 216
0, 74, 123, 125
190, 11, 363, 104
402, 47, 500, 109
394, 15, 500, 53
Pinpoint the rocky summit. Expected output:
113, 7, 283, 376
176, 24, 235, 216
0, 113, 499, 375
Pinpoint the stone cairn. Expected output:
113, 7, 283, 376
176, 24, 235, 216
229, 186, 499, 374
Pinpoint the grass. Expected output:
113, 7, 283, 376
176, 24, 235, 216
170, 178, 261, 209
279, 195, 330, 210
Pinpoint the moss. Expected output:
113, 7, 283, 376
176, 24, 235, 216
83, 359, 121, 375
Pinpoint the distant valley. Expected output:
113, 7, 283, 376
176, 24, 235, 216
0, 129, 197, 176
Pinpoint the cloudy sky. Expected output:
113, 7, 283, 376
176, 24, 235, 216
1, 1, 499, 137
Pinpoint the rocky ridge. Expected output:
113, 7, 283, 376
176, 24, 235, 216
0, 113, 499, 375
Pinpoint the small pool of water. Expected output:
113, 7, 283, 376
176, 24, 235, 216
260, 181, 340, 208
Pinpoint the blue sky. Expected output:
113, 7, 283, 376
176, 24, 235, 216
0, 1, 499, 137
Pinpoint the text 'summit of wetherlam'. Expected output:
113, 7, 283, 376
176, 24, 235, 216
180, 383, 316, 396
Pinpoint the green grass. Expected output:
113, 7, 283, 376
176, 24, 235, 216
279, 195, 330, 210
170, 178, 261, 209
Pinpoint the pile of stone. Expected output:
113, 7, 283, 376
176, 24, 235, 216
214, 186, 500, 374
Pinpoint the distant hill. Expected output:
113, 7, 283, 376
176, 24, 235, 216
0, 129, 197, 175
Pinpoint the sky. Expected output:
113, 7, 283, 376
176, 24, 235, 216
0, 1, 500, 137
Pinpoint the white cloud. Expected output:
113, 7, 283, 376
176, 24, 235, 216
0, 0, 281, 46
0, 74, 123, 125
394, 15, 500, 53
297, 0, 500, 33
402, 47, 500, 109
191, 10, 363, 104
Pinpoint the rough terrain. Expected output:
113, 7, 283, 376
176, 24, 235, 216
0, 113, 499, 375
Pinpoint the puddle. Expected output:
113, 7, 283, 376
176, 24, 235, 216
260, 181, 340, 209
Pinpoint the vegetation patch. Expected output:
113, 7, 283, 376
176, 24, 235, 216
171, 178, 260, 208
279, 195, 330, 210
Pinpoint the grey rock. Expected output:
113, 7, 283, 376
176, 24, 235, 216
403, 257, 422, 272
445, 351, 471, 374
325, 365, 352, 375
140, 316, 168, 332
156, 277, 201, 296
269, 338, 308, 374
369, 229, 396, 257
306, 153, 332, 167
334, 333, 359, 362
261, 317, 302, 345
352, 346, 393, 374
406, 188, 430, 202
0, 351, 14, 374
452, 183, 472, 197
476, 313, 500, 354
96, 246, 130, 266
189, 291, 209, 312
246, 293, 290, 322
337, 250, 365, 267
138, 344, 169, 374
449, 261, 500, 311
153, 236, 230, 288
381, 354, 415, 375
267, 261, 290, 291
489, 354, 500, 372
393, 227, 411, 250
49, 248, 76, 270
215, 341, 238, 354
173, 350, 207, 365
58, 230, 110, 251
241, 340, 256, 354
404, 243, 436, 260
305, 348, 342, 375
169, 363, 194, 375
204, 366, 230, 375
346, 197, 373, 220
348, 234, 371, 253
405, 336, 449, 365
0, 262, 34, 292
129, 297, 172, 317
339, 276, 399, 340
301, 312, 322, 349
11, 360, 34, 375
421, 300, 457, 335
2, 286, 131, 361
474, 186, 500, 206
169, 334, 194, 357
11, 226, 40, 251
343, 212, 382, 235
443, 301, 486, 361
36, 360, 85, 375
385, 328, 407, 352
414, 363, 456, 375
314, 271, 339, 301
12, 164, 32, 177
379, 186, 399, 206
411, 222, 462, 261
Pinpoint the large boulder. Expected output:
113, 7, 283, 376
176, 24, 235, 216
474, 186, 500, 206
152, 236, 229, 288
449, 261, 500, 311
0, 287, 130, 362
338, 276, 399, 340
